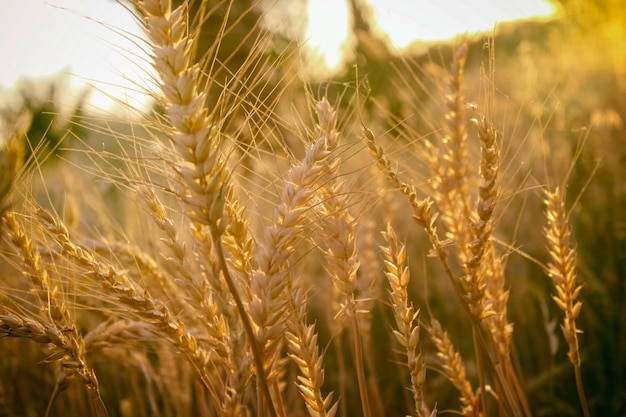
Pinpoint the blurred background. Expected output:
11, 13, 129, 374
0, 0, 556, 113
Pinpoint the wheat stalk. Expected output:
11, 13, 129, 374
355, 217, 386, 415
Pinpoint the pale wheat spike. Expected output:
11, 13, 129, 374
543, 187, 590, 417
138, 0, 229, 233
543, 187, 582, 366
459, 116, 500, 320
137, 2, 270, 414
317, 105, 358, 323
427, 41, 473, 260
317, 100, 371, 417
286, 289, 337, 417
0, 313, 70, 361
35, 207, 225, 409
427, 318, 475, 417
381, 225, 433, 417
223, 195, 254, 296
249, 98, 339, 404
3, 211, 108, 416
484, 246, 513, 360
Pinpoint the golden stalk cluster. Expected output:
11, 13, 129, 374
0, 1, 594, 416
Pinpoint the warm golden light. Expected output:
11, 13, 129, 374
0, 0, 558, 111
0, 0, 154, 112
305, 0, 558, 72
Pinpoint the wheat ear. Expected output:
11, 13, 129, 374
136, 1, 273, 413
35, 207, 225, 408
3, 211, 108, 417
248, 97, 338, 415
138, 0, 230, 232
427, 318, 475, 417
286, 289, 338, 417
381, 224, 433, 417
315, 99, 371, 417
427, 42, 473, 259
466, 116, 508, 357
543, 187, 590, 417
461, 116, 500, 320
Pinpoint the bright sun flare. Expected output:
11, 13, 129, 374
0, 0, 558, 112
305, 0, 558, 72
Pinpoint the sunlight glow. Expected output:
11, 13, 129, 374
0, 0, 154, 113
305, 0, 351, 71
305, 0, 558, 73
0, 0, 558, 112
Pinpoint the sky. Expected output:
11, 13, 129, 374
0, 0, 154, 113
0, 0, 558, 112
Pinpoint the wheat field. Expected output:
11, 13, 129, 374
0, 1, 624, 416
